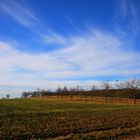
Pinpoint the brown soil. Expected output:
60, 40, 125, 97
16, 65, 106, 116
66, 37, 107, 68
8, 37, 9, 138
123, 136, 140, 140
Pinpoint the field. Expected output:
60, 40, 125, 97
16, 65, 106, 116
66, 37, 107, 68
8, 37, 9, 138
0, 97, 140, 139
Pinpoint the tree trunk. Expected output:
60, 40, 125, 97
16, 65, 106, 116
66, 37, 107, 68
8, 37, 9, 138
134, 95, 136, 105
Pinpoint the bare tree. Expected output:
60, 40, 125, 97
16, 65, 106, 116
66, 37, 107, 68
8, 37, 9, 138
101, 81, 112, 103
115, 80, 121, 102
91, 85, 97, 91
56, 86, 64, 100
69, 87, 75, 101
90, 85, 97, 101
63, 86, 68, 92
101, 81, 112, 90
118, 78, 140, 104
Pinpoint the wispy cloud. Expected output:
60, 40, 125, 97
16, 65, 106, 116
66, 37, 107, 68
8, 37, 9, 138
0, 0, 69, 45
41, 31, 68, 45
0, 0, 39, 27
0, 0, 140, 97
0, 30, 139, 94
114, 0, 140, 36
64, 15, 83, 33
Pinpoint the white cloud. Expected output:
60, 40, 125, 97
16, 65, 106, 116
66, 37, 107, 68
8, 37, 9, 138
0, 0, 140, 97
41, 31, 68, 45
0, 0, 140, 94
0, 30, 140, 96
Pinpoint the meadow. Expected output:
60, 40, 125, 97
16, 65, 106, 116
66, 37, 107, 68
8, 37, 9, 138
0, 97, 140, 139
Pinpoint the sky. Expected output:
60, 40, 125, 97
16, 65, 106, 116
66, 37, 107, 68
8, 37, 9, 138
0, 0, 140, 97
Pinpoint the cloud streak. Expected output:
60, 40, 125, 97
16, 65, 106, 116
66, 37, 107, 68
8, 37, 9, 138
0, 0, 39, 27
0, 30, 140, 92
0, 0, 70, 45
114, 0, 140, 36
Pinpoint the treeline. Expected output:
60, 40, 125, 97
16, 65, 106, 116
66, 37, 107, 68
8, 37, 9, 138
21, 78, 140, 103
22, 88, 140, 99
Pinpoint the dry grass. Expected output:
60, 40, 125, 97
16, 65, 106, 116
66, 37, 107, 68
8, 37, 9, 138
32, 95, 140, 105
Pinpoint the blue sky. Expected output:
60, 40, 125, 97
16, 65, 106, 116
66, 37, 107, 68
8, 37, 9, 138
0, 0, 140, 97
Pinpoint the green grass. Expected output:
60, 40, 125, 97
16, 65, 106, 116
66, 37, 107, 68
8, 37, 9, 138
0, 98, 139, 113
0, 98, 140, 139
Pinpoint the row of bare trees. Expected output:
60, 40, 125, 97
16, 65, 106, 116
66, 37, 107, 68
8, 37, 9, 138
21, 78, 140, 104
99, 78, 140, 104
117, 79, 140, 104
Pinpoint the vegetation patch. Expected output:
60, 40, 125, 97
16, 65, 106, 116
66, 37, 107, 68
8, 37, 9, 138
0, 99, 140, 139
